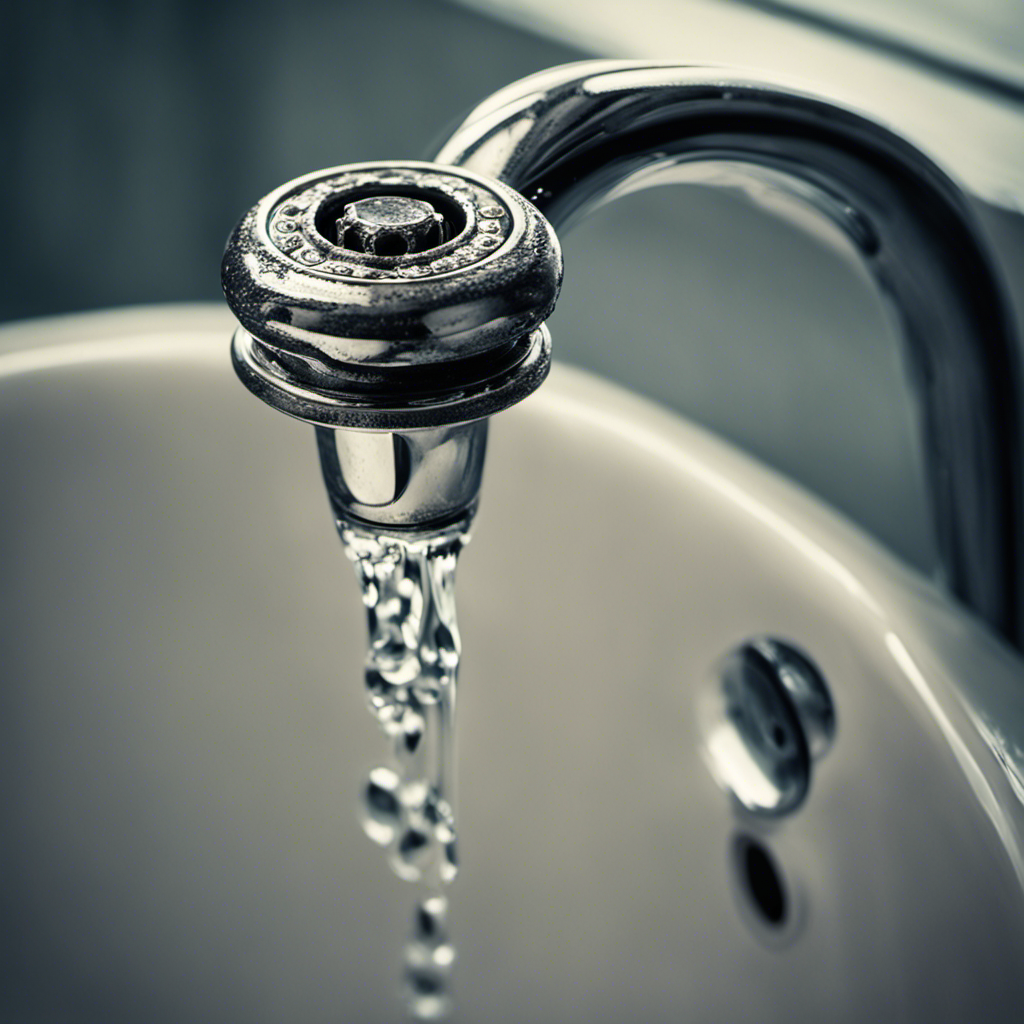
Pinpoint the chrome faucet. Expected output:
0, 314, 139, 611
223, 160, 561, 531
223, 60, 1021, 645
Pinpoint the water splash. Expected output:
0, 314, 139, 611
340, 518, 468, 1018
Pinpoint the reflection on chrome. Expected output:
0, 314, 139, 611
438, 60, 1021, 644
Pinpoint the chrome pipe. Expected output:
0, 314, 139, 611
437, 60, 1022, 643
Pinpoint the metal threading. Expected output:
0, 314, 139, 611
230, 324, 552, 433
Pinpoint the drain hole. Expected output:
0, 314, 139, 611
737, 836, 787, 927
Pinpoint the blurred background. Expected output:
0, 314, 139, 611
2, 0, 1023, 579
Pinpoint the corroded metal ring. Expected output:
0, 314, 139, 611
222, 160, 562, 430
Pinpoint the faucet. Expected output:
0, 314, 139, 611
223, 60, 1021, 646
223, 160, 561, 532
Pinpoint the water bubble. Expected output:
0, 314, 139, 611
400, 779, 430, 811
434, 622, 460, 670
402, 709, 425, 753
404, 897, 455, 1020
412, 660, 448, 704
399, 828, 430, 858
405, 938, 457, 972
424, 794, 456, 845
372, 649, 421, 686
440, 842, 458, 884
414, 896, 448, 939
364, 672, 412, 734
393, 828, 432, 882
362, 767, 402, 846
433, 944, 456, 968
406, 967, 445, 995
406, 987, 451, 1021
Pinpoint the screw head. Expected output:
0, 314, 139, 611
337, 196, 445, 255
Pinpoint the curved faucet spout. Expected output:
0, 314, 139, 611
437, 60, 1022, 645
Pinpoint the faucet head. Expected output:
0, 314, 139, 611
222, 161, 561, 432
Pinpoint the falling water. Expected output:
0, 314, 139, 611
339, 517, 469, 1020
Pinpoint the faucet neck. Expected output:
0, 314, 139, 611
438, 61, 1022, 645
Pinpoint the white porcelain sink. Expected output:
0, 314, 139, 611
3, 305, 1024, 1023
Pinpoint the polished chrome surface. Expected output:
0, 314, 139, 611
4, 307, 1024, 1022
230, 324, 551, 434
700, 639, 835, 815
223, 160, 561, 529
316, 421, 488, 530
222, 160, 561, 427
436, 60, 1022, 644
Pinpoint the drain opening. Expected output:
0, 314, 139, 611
736, 835, 787, 927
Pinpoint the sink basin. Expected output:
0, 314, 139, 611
3, 305, 1024, 1023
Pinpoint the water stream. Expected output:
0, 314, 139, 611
338, 518, 470, 1020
